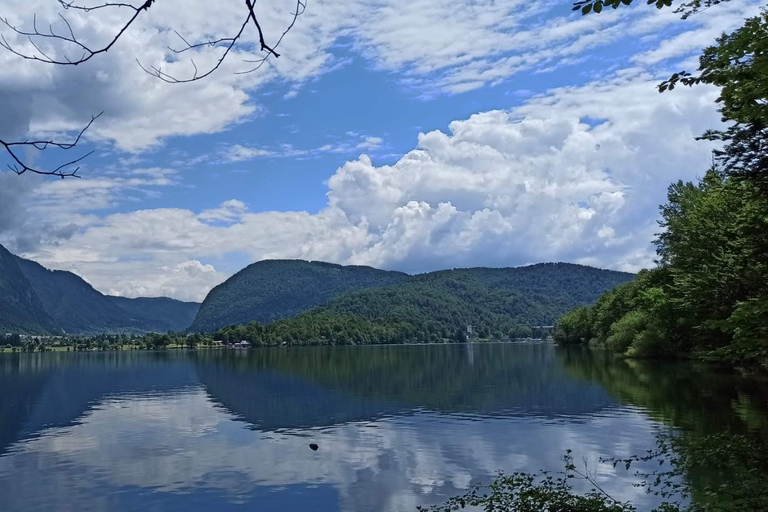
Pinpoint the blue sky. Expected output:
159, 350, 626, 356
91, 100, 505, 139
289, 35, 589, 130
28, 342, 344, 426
0, 0, 761, 300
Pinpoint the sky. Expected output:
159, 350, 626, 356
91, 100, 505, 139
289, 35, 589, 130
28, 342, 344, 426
0, 0, 761, 302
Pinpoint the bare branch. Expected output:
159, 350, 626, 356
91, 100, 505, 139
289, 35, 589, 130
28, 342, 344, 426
1, 0, 308, 82
140, 0, 307, 83
239, 0, 306, 74
0, 0, 307, 177
138, 14, 251, 83
0, 112, 103, 178
0, 1, 154, 67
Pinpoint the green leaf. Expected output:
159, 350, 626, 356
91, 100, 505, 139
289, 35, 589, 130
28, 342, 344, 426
594, 1, 603, 12
581, 3, 592, 14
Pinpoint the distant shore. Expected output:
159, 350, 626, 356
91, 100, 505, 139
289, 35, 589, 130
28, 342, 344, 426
0, 337, 555, 354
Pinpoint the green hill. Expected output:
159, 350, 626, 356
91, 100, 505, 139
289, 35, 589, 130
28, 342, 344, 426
0, 245, 59, 334
428, 263, 637, 316
0, 244, 199, 334
189, 260, 409, 332
313, 263, 634, 336
210, 262, 636, 344
109, 296, 200, 333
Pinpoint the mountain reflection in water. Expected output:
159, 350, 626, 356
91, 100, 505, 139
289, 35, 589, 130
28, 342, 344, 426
0, 344, 765, 512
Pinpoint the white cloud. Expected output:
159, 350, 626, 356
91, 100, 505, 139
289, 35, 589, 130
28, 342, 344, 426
0, 386, 662, 512
208, 135, 387, 164
357, 136, 383, 150
198, 199, 249, 223
1, 0, 759, 301
104, 260, 225, 301
222, 145, 274, 162
1, 0, 759, 155
5, 64, 724, 300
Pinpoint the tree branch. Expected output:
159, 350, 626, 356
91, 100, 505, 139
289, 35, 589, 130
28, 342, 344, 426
0, 1, 154, 67
0, 112, 103, 178
0, 0, 307, 177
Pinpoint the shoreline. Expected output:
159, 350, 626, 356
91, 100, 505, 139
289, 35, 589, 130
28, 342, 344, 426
0, 338, 555, 354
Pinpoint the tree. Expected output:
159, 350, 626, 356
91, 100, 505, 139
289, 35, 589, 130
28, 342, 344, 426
573, 0, 727, 18
0, 0, 306, 177
572, 0, 768, 195
660, 12, 768, 195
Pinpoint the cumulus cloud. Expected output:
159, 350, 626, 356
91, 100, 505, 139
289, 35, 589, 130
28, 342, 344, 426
1, 0, 759, 300
103, 260, 225, 302
6, 65, 723, 301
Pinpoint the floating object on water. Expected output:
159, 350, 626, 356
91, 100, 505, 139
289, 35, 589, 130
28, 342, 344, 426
309, 443, 319, 451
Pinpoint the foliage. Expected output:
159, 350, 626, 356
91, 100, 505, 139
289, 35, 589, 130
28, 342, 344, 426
574, 0, 768, 192
200, 261, 633, 342
660, 11, 768, 193
211, 263, 634, 345
605, 310, 648, 354
424, 432, 768, 512
419, 451, 635, 512
609, 434, 768, 512
215, 313, 420, 346
571, 0, 714, 20
555, 168, 768, 368
554, 307, 593, 345
189, 260, 409, 332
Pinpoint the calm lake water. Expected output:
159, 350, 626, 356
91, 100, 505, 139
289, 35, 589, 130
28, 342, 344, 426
0, 343, 766, 512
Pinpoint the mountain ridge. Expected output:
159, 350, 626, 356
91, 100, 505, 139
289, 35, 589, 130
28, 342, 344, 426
0, 245, 60, 334
189, 259, 409, 332
0, 244, 200, 334
192, 259, 635, 333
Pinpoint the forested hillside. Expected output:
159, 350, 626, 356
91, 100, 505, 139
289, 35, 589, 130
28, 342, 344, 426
0, 244, 200, 334
555, 169, 768, 368
554, 9, 768, 370
0, 245, 59, 334
107, 297, 200, 333
213, 264, 634, 345
189, 260, 409, 332
16, 257, 137, 334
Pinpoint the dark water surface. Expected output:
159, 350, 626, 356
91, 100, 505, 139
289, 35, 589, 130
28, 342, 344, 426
0, 343, 766, 512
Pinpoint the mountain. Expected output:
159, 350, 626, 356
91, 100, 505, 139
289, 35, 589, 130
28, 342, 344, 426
0, 244, 199, 334
426, 263, 637, 316
15, 257, 138, 334
308, 263, 635, 336
196, 259, 635, 336
0, 245, 59, 334
108, 296, 200, 333
189, 260, 409, 332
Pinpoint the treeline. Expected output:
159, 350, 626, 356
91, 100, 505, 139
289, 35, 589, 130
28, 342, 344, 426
214, 312, 535, 347
211, 262, 634, 346
215, 314, 423, 346
556, 170, 768, 367
0, 332, 215, 352
555, 9, 768, 369
212, 275, 565, 346
190, 260, 407, 332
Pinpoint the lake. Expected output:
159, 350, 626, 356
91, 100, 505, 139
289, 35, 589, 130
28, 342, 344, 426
0, 343, 766, 512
